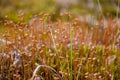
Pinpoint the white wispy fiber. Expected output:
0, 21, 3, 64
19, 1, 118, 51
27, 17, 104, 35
10, 49, 21, 67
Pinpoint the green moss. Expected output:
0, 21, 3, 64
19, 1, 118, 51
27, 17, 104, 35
103, 4, 116, 17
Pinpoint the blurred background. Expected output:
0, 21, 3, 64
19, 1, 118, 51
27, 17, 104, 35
0, 0, 120, 21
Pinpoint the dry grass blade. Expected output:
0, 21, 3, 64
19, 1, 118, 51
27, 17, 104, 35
97, 0, 105, 20
31, 64, 63, 80
106, 55, 116, 65
49, 27, 57, 51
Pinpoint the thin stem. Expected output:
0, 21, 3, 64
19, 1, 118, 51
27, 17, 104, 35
97, 0, 105, 20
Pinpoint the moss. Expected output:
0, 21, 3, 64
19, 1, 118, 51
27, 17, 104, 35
114, 58, 120, 80
103, 4, 116, 17
0, 0, 119, 21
